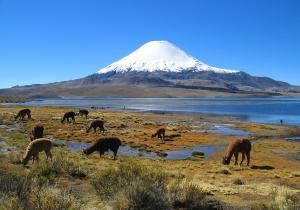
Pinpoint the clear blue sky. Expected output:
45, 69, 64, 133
0, 0, 299, 88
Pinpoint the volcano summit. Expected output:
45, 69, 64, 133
98, 41, 238, 74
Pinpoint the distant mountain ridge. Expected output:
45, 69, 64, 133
0, 40, 299, 98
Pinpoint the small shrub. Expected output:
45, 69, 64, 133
65, 163, 87, 178
169, 180, 220, 210
30, 153, 87, 179
92, 162, 170, 208
252, 193, 300, 210
218, 168, 231, 175
114, 182, 172, 210
29, 185, 82, 210
0, 172, 32, 203
233, 178, 244, 185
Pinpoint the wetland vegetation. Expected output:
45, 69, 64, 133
0, 106, 299, 209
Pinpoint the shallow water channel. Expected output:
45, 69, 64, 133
54, 139, 225, 160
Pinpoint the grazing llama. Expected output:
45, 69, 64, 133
222, 139, 251, 166
22, 138, 53, 166
78, 109, 89, 118
152, 128, 166, 141
15, 109, 31, 120
86, 120, 106, 133
83, 137, 121, 160
61, 111, 76, 123
30, 124, 44, 141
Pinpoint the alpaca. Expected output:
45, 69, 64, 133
152, 128, 166, 141
78, 109, 89, 118
86, 120, 106, 133
22, 138, 53, 166
15, 109, 31, 120
222, 139, 252, 166
61, 111, 76, 123
30, 124, 44, 141
83, 137, 121, 160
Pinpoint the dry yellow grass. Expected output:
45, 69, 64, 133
0, 105, 299, 208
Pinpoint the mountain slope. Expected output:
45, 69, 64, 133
0, 40, 299, 98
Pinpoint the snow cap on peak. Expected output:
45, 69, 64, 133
97, 40, 239, 74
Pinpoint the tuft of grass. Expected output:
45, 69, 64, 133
232, 178, 244, 185
218, 168, 231, 175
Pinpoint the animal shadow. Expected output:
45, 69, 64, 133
250, 165, 275, 170
163, 134, 181, 141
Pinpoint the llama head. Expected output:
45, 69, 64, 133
222, 156, 229, 165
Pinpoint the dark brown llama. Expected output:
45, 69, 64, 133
222, 139, 252, 166
61, 111, 76, 123
30, 124, 44, 141
78, 109, 89, 118
152, 128, 166, 141
15, 109, 31, 120
83, 137, 121, 160
86, 120, 106, 133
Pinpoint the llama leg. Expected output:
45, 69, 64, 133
113, 150, 117, 160
35, 154, 39, 164
46, 150, 53, 161
240, 153, 245, 165
234, 152, 238, 165
246, 152, 250, 166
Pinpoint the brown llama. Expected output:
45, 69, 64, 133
15, 109, 31, 120
86, 120, 106, 133
30, 124, 44, 141
152, 128, 166, 141
222, 139, 252, 166
78, 109, 89, 118
61, 111, 76, 123
83, 137, 121, 160
22, 138, 53, 166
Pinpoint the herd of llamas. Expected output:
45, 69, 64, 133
14, 108, 251, 166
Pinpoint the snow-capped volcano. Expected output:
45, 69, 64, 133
97, 41, 239, 74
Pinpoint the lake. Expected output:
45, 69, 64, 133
3, 98, 300, 125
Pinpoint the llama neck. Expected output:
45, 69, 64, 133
86, 144, 97, 154
226, 150, 234, 163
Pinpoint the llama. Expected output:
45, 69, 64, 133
30, 124, 44, 141
152, 128, 166, 141
15, 109, 31, 120
22, 138, 53, 166
222, 139, 252, 166
86, 120, 106, 133
83, 137, 121, 160
61, 111, 76, 123
78, 109, 89, 118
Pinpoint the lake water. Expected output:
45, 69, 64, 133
3, 98, 300, 125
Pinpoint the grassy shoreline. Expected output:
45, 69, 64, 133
0, 105, 299, 209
